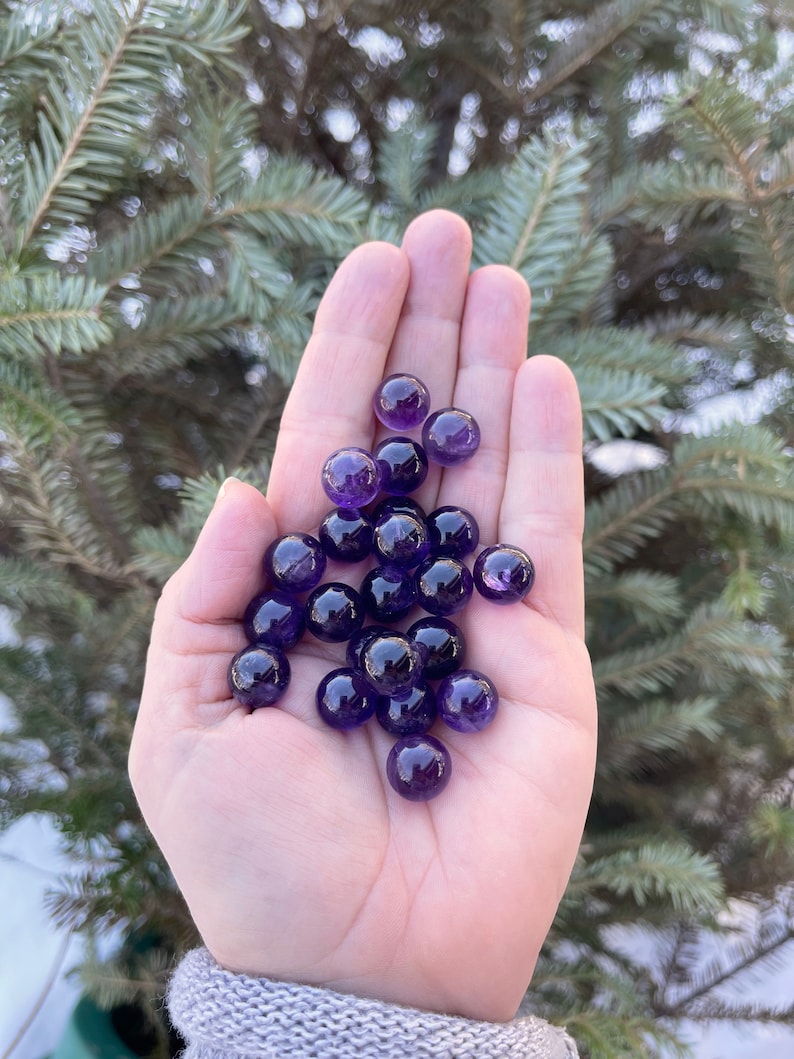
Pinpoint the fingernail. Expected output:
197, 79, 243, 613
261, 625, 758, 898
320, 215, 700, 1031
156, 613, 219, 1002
217, 476, 241, 502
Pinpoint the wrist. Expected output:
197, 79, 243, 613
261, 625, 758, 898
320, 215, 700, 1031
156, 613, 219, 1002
206, 939, 537, 1023
169, 949, 579, 1058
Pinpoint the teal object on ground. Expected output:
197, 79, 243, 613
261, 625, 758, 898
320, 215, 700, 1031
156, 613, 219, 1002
50, 997, 140, 1059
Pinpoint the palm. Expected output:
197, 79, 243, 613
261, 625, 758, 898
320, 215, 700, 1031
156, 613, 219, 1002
130, 211, 596, 1022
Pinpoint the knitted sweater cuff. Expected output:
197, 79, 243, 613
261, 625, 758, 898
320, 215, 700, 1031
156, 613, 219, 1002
167, 948, 579, 1059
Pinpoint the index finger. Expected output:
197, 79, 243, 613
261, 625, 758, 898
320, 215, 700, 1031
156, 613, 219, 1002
266, 241, 410, 532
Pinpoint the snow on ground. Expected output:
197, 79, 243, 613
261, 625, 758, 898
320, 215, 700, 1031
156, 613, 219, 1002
0, 814, 83, 1059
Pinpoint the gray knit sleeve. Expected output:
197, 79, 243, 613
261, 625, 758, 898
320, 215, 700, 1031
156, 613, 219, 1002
167, 948, 579, 1059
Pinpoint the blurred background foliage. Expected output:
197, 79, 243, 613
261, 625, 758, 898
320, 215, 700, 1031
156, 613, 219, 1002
0, 1, 793, 1055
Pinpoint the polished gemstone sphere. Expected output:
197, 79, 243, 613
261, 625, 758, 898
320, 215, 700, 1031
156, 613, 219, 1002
422, 407, 480, 466
243, 590, 305, 650
374, 436, 429, 495
346, 624, 392, 670
360, 564, 416, 623
227, 644, 290, 709
426, 505, 480, 559
407, 616, 466, 679
373, 510, 431, 569
438, 669, 499, 732
318, 507, 374, 563
305, 582, 364, 642
316, 668, 377, 729
414, 556, 473, 616
360, 631, 424, 696
373, 373, 431, 430
370, 495, 427, 523
264, 532, 326, 593
375, 680, 437, 736
386, 734, 452, 801
473, 544, 536, 604
321, 447, 382, 508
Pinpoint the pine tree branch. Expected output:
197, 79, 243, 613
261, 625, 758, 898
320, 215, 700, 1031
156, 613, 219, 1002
0, 187, 13, 254
0, 273, 111, 357
569, 840, 725, 916
584, 473, 677, 567
283, 20, 321, 155
597, 696, 723, 781
21, 0, 147, 244
577, 364, 667, 441
223, 382, 286, 472
85, 594, 155, 693
94, 163, 364, 293
452, 50, 522, 105
7, 438, 138, 588
1, 306, 100, 331
220, 168, 367, 248
72, 442, 136, 565
509, 140, 566, 272
677, 85, 793, 311
0, 302, 109, 358
0, 1, 62, 66
44, 356, 137, 569
594, 602, 786, 699
525, 0, 666, 103
657, 923, 794, 1016
682, 476, 794, 506
97, 198, 209, 292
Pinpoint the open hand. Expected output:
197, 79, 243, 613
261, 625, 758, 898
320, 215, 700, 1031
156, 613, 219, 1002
129, 210, 597, 1022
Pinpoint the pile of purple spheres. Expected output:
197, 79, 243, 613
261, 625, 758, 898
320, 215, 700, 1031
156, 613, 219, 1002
227, 372, 535, 802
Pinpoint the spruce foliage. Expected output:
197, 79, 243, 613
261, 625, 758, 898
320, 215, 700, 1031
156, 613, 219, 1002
1, 2, 792, 1056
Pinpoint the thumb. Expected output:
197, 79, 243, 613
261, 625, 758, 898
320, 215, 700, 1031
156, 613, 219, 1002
168, 477, 277, 625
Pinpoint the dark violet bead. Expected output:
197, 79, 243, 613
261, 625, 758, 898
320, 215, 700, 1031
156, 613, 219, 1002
228, 644, 290, 709
305, 582, 365, 642
321, 447, 382, 508
414, 556, 473, 616
373, 510, 431, 569
316, 668, 377, 730
386, 734, 452, 801
360, 564, 416, 623
244, 590, 305, 651
319, 507, 374, 563
426, 505, 480, 560
374, 436, 429, 495
370, 495, 427, 523
422, 407, 481, 466
407, 616, 467, 679
360, 631, 424, 696
265, 532, 326, 593
473, 544, 536, 604
376, 680, 437, 736
346, 624, 392, 670
373, 373, 431, 431
438, 669, 499, 733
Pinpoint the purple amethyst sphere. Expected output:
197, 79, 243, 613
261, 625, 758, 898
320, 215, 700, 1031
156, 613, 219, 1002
321, 447, 382, 508
373, 373, 431, 430
438, 669, 499, 732
422, 407, 480, 466
473, 544, 535, 604
386, 734, 452, 801
228, 643, 291, 709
